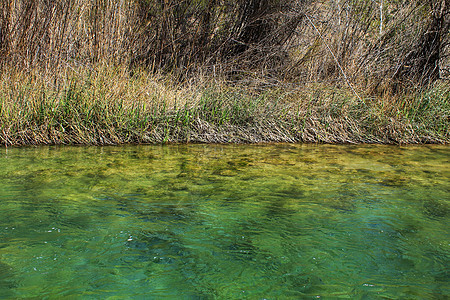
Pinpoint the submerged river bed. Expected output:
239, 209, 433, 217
0, 144, 448, 298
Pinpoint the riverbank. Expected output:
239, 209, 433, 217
1, 67, 448, 146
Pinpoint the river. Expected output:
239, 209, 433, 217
0, 144, 448, 298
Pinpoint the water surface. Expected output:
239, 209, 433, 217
0, 144, 448, 298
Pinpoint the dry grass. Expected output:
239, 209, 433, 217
0, 1, 448, 146
1, 0, 446, 88
1, 66, 448, 146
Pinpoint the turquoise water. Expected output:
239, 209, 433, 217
0, 144, 448, 299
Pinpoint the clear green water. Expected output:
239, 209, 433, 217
0, 144, 448, 299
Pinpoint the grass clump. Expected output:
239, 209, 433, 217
0, 66, 448, 146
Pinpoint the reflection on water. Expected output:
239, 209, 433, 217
0, 144, 448, 298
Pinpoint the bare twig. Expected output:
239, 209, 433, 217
305, 13, 364, 104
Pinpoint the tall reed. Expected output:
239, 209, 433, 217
0, 0, 448, 146
0, 0, 446, 90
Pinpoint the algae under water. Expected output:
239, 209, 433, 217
0, 144, 448, 298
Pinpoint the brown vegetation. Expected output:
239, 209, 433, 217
1, 0, 448, 86
0, 0, 448, 146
